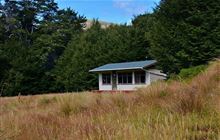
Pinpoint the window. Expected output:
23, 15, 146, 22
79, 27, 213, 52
102, 74, 111, 84
118, 73, 132, 84
135, 71, 146, 84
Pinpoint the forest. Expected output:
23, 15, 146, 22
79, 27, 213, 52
0, 0, 219, 96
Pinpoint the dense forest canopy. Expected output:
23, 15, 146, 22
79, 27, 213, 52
0, 0, 219, 96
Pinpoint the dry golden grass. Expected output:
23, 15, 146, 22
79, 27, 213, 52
0, 60, 220, 140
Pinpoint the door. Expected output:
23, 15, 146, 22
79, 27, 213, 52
112, 71, 117, 90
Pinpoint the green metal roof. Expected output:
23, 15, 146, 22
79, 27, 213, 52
89, 60, 157, 72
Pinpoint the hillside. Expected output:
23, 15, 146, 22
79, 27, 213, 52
1, 0, 219, 96
0, 60, 219, 140
84, 20, 114, 30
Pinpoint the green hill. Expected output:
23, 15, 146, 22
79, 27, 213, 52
0, 60, 219, 140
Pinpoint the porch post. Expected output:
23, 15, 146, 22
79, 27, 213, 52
145, 72, 150, 85
132, 71, 135, 85
112, 71, 117, 90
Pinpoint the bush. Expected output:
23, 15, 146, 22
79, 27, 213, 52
178, 65, 207, 79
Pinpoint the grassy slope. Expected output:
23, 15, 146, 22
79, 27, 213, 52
0, 60, 220, 140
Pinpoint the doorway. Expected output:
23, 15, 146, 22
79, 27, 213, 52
112, 72, 117, 90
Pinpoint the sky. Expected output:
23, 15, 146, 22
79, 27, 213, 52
55, 0, 160, 24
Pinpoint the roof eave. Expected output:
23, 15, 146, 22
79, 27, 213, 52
142, 61, 157, 69
89, 67, 144, 73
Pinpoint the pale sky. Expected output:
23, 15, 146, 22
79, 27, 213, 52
55, 0, 160, 24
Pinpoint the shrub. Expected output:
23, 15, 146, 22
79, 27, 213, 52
178, 65, 207, 79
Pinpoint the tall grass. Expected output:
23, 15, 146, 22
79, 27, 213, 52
0, 60, 219, 140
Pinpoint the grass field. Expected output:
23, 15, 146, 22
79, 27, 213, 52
0, 60, 219, 140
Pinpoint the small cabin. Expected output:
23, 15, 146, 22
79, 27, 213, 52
89, 60, 166, 91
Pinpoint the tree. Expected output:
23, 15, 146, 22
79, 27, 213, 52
131, 14, 155, 59
53, 21, 148, 92
33, 8, 86, 70
0, 40, 43, 96
0, 1, 86, 96
149, 0, 220, 73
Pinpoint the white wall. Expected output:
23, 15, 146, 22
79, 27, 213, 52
147, 69, 161, 73
117, 84, 147, 90
98, 71, 166, 91
148, 69, 167, 77
146, 72, 150, 85
150, 73, 166, 83
115, 71, 150, 91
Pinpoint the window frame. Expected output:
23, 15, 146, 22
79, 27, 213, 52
102, 73, 111, 85
135, 71, 146, 84
117, 72, 133, 85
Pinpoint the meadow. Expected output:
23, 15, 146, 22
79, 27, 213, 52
0, 60, 219, 140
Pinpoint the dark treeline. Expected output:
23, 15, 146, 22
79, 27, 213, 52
0, 0, 219, 96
